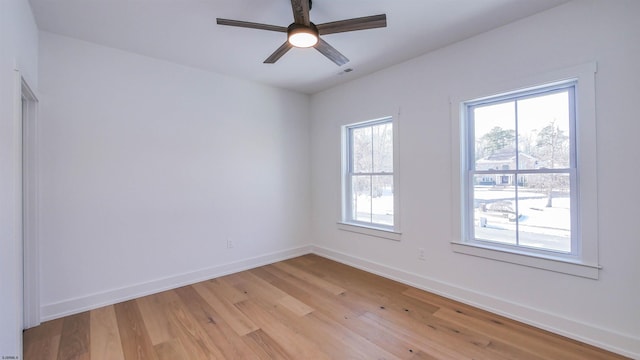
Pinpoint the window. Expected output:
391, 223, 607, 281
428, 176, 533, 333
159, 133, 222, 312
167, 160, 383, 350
467, 83, 576, 254
451, 63, 600, 278
341, 117, 399, 238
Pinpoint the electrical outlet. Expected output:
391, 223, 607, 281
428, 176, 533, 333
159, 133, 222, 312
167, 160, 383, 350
227, 238, 234, 249
418, 248, 425, 261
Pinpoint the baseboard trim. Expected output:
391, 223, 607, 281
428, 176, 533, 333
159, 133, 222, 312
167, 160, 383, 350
311, 245, 639, 359
40, 244, 313, 322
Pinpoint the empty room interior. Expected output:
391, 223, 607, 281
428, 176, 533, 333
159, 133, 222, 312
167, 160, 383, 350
1, 0, 639, 358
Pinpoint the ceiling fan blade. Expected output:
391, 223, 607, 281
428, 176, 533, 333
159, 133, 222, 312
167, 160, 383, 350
314, 38, 349, 66
264, 42, 294, 64
317, 14, 387, 35
290, 0, 310, 26
216, 18, 287, 32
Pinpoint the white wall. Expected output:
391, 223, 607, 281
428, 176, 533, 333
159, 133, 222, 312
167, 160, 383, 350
12, 0, 637, 357
37, 32, 311, 319
0, 0, 38, 356
310, 0, 639, 357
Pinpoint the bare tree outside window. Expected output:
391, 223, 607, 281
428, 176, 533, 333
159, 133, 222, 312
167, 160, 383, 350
530, 120, 570, 207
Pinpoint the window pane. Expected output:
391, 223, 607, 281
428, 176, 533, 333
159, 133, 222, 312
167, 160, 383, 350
518, 173, 571, 252
351, 175, 371, 222
345, 118, 395, 229
517, 91, 571, 169
372, 175, 393, 226
351, 127, 372, 173
372, 123, 393, 173
473, 175, 517, 246
473, 102, 516, 170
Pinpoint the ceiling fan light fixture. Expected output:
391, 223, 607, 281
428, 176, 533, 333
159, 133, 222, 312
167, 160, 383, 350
287, 23, 319, 48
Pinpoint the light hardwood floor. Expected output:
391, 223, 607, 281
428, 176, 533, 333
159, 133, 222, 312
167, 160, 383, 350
24, 254, 628, 359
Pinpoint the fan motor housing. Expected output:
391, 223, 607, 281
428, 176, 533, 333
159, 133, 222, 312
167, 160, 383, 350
287, 23, 319, 48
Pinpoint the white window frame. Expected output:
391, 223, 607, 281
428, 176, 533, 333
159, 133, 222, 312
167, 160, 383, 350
451, 63, 600, 279
339, 116, 401, 241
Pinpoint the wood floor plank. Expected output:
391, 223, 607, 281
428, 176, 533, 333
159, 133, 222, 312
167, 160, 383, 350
173, 285, 259, 360
355, 313, 443, 360
259, 272, 423, 360
254, 265, 364, 319
263, 263, 383, 318
153, 339, 189, 360
235, 299, 331, 360
253, 266, 410, 359
136, 292, 179, 346
202, 278, 250, 304
89, 305, 125, 360
23, 318, 63, 360
361, 310, 480, 360
230, 269, 316, 317
192, 281, 259, 336
431, 299, 623, 360
56, 312, 90, 360
271, 261, 346, 295
227, 270, 294, 305
253, 265, 411, 356
23, 318, 63, 346
433, 306, 626, 360
24, 254, 629, 360
276, 295, 314, 316
161, 290, 226, 359
242, 329, 291, 360
289, 254, 409, 296
276, 260, 500, 358
435, 307, 563, 359
378, 293, 495, 349
408, 350, 441, 360
303, 310, 401, 359
311, 265, 500, 359
248, 286, 377, 359
255, 260, 578, 360
114, 300, 158, 360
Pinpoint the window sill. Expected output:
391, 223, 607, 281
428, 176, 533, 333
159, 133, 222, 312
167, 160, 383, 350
451, 241, 601, 279
337, 222, 402, 241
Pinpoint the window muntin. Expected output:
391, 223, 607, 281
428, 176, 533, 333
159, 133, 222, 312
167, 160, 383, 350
465, 83, 576, 255
344, 118, 394, 229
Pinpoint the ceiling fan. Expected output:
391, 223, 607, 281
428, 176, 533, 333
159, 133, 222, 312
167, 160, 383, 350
216, 0, 387, 66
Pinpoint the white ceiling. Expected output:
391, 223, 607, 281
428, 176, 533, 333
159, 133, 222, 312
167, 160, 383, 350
28, 0, 569, 94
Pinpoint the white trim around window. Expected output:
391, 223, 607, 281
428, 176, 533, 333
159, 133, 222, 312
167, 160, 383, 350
450, 62, 600, 279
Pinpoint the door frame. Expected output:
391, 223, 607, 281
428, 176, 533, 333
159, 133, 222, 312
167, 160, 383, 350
19, 72, 40, 329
